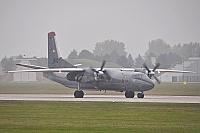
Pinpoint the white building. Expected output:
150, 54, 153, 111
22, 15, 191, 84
13, 59, 37, 82
158, 58, 200, 82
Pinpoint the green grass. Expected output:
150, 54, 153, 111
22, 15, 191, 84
0, 82, 199, 96
0, 101, 199, 133
0, 82, 74, 94
146, 82, 200, 96
0, 82, 199, 132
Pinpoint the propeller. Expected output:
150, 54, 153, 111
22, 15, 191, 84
92, 60, 106, 75
143, 63, 161, 84
100, 60, 106, 71
90, 60, 107, 86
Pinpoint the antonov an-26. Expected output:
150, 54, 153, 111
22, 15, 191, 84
8, 32, 193, 98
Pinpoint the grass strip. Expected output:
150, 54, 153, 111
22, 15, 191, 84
0, 101, 199, 133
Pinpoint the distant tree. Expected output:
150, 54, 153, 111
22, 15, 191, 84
157, 53, 170, 69
143, 52, 156, 68
68, 49, 78, 59
126, 54, 134, 67
93, 40, 127, 57
110, 50, 120, 63
1, 56, 16, 71
168, 52, 182, 67
134, 54, 144, 68
102, 54, 111, 62
193, 42, 200, 57
157, 52, 182, 68
148, 39, 171, 56
117, 55, 128, 67
180, 42, 200, 59
78, 50, 95, 59
171, 42, 200, 60
171, 43, 182, 56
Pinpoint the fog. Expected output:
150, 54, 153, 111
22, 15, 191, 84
0, 0, 200, 59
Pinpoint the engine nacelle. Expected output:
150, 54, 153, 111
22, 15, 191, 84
79, 75, 95, 83
98, 71, 104, 76
66, 72, 77, 81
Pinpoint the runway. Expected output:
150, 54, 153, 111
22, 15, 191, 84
0, 94, 199, 103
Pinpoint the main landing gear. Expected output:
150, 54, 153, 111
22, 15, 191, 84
137, 92, 144, 98
125, 91, 144, 98
74, 90, 84, 98
74, 82, 84, 98
125, 91, 134, 98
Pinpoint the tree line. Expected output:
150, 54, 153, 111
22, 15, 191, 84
141, 39, 200, 68
68, 40, 134, 67
1, 39, 200, 71
68, 39, 200, 68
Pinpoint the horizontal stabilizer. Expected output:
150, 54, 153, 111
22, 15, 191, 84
16, 63, 48, 69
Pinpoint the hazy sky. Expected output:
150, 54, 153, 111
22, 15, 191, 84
0, 0, 200, 60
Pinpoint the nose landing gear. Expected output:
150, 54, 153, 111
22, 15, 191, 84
137, 92, 144, 98
125, 91, 144, 98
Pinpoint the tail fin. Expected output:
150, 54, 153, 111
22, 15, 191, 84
48, 32, 74, 68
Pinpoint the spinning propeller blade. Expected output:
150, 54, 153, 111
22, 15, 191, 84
100, 60, 106, 71
143, 63, 151, 73
153, 62, 160, 72
143, 63, 161, 84
153, 75, 161, 84
96, 60, 107, 87
89, 60, 107, 87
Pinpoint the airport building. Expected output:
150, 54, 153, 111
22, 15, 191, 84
13, 58, 37, 82
0, 65, 3, 76
158, 58, 200, 82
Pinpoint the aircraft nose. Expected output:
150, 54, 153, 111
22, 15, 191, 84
144, 79, 154, 90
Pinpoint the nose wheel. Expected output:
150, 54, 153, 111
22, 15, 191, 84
137, 92, 144, 98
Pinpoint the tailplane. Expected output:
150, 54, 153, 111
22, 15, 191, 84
48, 32, 74, 68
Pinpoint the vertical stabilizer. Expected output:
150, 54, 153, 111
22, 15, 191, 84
48, 32, 74, 68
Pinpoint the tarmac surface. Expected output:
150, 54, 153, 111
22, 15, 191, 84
0, 94, 199, 103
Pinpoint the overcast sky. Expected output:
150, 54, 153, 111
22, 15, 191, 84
0, 0, 200, 60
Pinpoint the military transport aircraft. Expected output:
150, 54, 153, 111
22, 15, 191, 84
8, 32, 193, 98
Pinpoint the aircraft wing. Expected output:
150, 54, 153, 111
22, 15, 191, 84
120, 68, 135, 71
154, 69, 195, 73
120, 68, 195, 73
7, 68, 84, 73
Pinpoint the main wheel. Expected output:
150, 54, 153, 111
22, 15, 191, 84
125, 91, 134, 98
137, 93, 144, 98
74, 90, 84, 98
